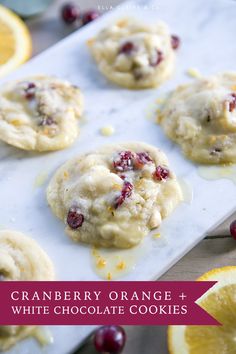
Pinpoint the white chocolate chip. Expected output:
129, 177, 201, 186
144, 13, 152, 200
100, 125, 115, 136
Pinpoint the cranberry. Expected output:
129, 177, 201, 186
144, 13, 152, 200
24, 82, 36, 100
150, 50, 164, 67
61, 3, 80, 24
135, 152, 153, 168
39, 116, 55, 126
228, 93, 236, 112
113, 151, 135, 172
114, 181, 133, 209
67, 207, 84, 229
82, 10, 100, 25
119, 175, 126, 180
119, 41, 135, 55
171, 35, 180, 50
94, 325, 126, 354
153, 166, 170, 181
230, 220, 236, 239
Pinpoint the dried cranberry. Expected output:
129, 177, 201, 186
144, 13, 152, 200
171, 35, 180, 50
24, 82, 36, 100
113, 151, 135, 172
228, 93, 236, 112
82, 10, 100, 25
67, 207, 84, 229
150, 50, 164, 67
114, 181, 133, 209
230, 220, 236, 240
39, 116, 55, 126
135, 152, 153, 168
119, 41, 135, 55
94, 325, 126, 354
119, 175, 126, 180
153, 166, 170, 181
61, 3, 80, 24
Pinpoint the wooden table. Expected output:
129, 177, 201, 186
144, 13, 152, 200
25, 1, 236, 352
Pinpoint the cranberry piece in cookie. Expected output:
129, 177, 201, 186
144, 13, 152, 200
228, 93, 236, 112
113, 151, 135, 172
38, 116, 55, 126
150, 50, 164, 67
135, 152, 153, 168
67, 207, 84, 229
24, 82, 36, 100
153, 165, 170, 181
114, 181, 133, 209
119, 41, 136, 55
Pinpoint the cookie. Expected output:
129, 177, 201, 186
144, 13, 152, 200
88, 18, 179, 89
0, 76, 83, 151
159, 72, 236, 164
47, 142, 182, 248
0, 230, 55, 351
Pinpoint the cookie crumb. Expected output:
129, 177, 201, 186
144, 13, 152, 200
100, 125, 115, 136
186, 67, 202, 78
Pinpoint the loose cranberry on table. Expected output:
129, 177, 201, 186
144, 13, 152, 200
61, 3, 80, 24
230, 220, 236, 240
67, 207, 84, 229
171, 35, 180, 50
153, 165, 170, 181
94, 325, 126, 354
82, 10, 100, 25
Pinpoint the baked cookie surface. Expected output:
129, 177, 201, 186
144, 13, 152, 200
88, 18, 179, 89
159, 72, 236, 164
47, 142, 182, 248
0, 230, 55, 351
0, 76, 83, 151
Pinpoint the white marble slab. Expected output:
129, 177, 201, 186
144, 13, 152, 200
1, 0, 236, 352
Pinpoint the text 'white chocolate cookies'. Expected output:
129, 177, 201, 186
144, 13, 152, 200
159, 72, 236, 164
0, 230, 55, 351
88, 18, 180, 89
47, 142, 182, 249
0, 76, 84, 151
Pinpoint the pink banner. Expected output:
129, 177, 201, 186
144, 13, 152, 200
0, 281, 219, 325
